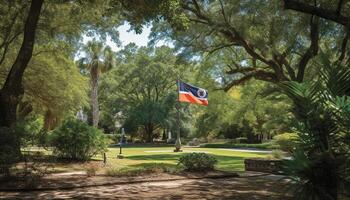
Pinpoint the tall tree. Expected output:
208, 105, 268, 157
100, 45, 189, 142
0, 0, 121, 170
78, 41, 115, 127
282, 0, 350, 64
119, 0, 349, 88
282, 0, 350, 28
0, 0, 43, 127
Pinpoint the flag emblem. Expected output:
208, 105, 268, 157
178, 81, 208, 106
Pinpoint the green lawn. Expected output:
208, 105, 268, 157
21, 146, 270, 174
96, 146, 269, 172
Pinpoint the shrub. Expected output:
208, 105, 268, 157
220, 123, 243, 139
268, 150, 285, 159
187, 138, 200, 146
273, 132, 299, 153
50, 119, 108, 161
178, 153, 217, 171
16, 116, 43, 148
234, 137, 248, 144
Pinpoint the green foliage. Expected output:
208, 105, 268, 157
280, 60, 350, 199
195, 79, 292, 142
272, 132, 299, 153
119, 0, 188, 33
269, 150, 285, 160
50, 119, 108, 161
178, 153, 217, 171
0, 0, 120, 130
100, 46, 191, 142
15, 116, 44, 147
282, 150, 337, 200
220, 123, 242, 139
234, 137, 248, 144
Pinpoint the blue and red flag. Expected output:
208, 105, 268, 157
178, 81, 208, 106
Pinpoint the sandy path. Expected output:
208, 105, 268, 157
0, 175, 292, 200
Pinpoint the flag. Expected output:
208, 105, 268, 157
178, 81, 208, 106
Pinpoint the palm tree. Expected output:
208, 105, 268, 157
280, 59, 350, 200
78, 40, 115, 127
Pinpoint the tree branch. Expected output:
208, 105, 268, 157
338, 28, 350, 62
183, 0, 289, 83
224, 70, 278, 91
296, 15, 319, 82
274, 52, 296, 80
226, 67, 256, 74
0, 30, 22, 66
283, 0, 350, 28
336, 0, 344, 15
3, 0, 44, 93
207, 43, 235, 54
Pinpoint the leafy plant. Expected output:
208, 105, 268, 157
50, 119, 108, 161
273, 132, 299, 153
16, 116, 44, 148
178, 153, 217, 171
280, 61, 350, 199
269, 150, 285, 160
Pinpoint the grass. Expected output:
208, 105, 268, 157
199, 142, 279, 150
18, 146, 270, 175
99, 146, 268, 172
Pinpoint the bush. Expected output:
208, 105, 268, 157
234, 137, 248, 144
50, 119, 108, 161
16, 116, 43, 147
268, 150, 285, 159
220, 123, 243, 139
187, 138, 200, 146
178, 153, 217, 171
273, 132, 299, 153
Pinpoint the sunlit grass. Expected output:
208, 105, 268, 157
98, 146, 268, 172
20, 146, 269, 174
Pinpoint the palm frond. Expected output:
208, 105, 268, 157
321, 62, 350, 97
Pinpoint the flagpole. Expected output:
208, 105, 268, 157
174, 78, 182, 152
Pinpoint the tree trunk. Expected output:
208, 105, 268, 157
145, 123, 154, 143
316, 154, 338, 200
43, 109, 57, 131
162, 129, 166, 140
90, 66, 99, 127
0, 1, 43, 174
0, 0, 43, 128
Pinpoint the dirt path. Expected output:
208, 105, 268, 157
0, 175, 292, 200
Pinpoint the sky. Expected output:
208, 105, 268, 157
82, 22, 171, 52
